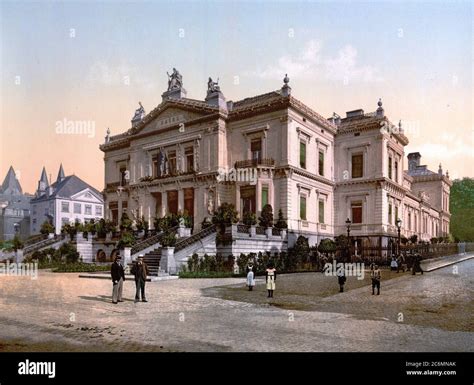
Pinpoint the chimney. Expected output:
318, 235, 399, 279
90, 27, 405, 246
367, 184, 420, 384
407, 152, 421, 171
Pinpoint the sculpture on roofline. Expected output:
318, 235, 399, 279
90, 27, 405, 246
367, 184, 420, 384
167, 68, 183, 91
207, 77, 220, 94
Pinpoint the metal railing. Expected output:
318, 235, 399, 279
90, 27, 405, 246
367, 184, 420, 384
130, 225, 179, 255
174, 225, 216, 252
234, 158, 275, 168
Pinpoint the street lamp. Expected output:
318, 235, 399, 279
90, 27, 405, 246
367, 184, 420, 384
345, 218, 352, 261
345, 218, 352, 238
396, 218, 402, 255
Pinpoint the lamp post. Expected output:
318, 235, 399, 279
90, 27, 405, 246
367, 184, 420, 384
345, 218, 352, 260
396, 218, 402, 255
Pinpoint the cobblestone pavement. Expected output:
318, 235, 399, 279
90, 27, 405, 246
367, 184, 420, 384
0, 258, 472, 352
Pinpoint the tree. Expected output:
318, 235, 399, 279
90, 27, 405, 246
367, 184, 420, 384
275, 209, 288, 229
258, 204, 274, 228
116, 232, 136, 249
120, 212, 133, 232
212, 203, 239, 228
12, 235, 24, 251
40, 221, 55, 235
409, 235, 418, 245
293, 235, 310, 265
318, 238, 336, 257
450, 178, 474, 241
243, 211, 257, 226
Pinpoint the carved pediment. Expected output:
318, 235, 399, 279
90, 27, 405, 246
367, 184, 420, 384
137, 106, 211, 135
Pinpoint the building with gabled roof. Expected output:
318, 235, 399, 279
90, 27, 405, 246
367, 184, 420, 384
30, 164, 104, 235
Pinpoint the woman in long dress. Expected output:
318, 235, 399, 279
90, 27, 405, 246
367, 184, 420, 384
246, 265, 255, 291
265, 263, 276, 298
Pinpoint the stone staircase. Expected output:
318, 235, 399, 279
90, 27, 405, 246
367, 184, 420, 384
142, 250, 162, 276
23, 234, 67, 257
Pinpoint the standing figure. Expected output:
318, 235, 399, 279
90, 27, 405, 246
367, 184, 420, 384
397, 253, 406, 273
412, 254, 424, 275
390, 257, 398, 271
111, 256, 125, 304
246, 265, 255, 291
337, 268, 347, 293
371, 264, 381, 295
131, 255, 149, 303
265, 263, 276, 298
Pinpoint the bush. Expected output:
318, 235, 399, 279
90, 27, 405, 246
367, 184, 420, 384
178, 271, 235, 279
275, 209, 288, 229
117, 232, 136, 249
317, 238, 336, 256
160, 232, 177, 247
40, 221, 55, 235
212, 203, 239, 227
120, 213, 133, 232
201, 217, 213, 229
12, 235, 24, 251
53, 262, 111, 273
242, 211, 257, 226
56, 242, 80, 263
258, 204, 274, 228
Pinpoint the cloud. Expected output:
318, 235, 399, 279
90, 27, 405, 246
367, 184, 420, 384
246, 40, 382, 83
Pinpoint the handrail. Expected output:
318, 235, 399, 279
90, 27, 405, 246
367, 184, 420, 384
131, 225, 179, 255
174, 225, 216, 252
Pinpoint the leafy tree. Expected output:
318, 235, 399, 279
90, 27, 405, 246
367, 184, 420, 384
258, 204, 274, 228
120, 212, 133, 232
212, 203, 239, 228
450, 178, 474, 241
275, 209, 288, 229
318, 238, 336, 256
40, 221, 55, 235
116, 232, 136, 249
243, 211, 257, 226
12, 235, 24, 251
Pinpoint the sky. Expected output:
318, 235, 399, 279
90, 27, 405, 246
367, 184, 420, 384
1, 0, 473, 193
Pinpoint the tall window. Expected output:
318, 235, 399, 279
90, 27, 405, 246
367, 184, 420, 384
251, 139, 262, 162
61, 202, 69, 213
318, 150, 324, 176
351, 202, 362, 224
388, 203, 392, 225
152, 154, 159, 177
395, 206, 398, 224
168, 150, 177, 174
95, 205, 102, 216
300, 142, 306, 169
351, 154, 363, 178
388, 157, 392, 179
185, 147, 194, 172
85, 205, 92, 215
300, 195, 307, 220
318, 200, 325, 223
408, 212, 412, 230
120, 167, 127, 186
74, 203, 81, 214
261, 186, 269, 208
394, 161, 399, 183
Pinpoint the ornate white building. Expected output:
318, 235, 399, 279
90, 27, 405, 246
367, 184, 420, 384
100, 70, 450, 250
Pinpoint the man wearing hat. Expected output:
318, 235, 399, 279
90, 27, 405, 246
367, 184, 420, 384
111, 255, 125, 304
131, 255, 149, 303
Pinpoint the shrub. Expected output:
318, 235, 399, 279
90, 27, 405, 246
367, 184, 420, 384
40, 221, 55, 235
12, 235, 24, 251
317, 238, 336, 256
55, 242, 80, 263
120, 213, 133, 232
116, 232, 136, 249
275, 209, 288, 229
212, 203, 239, 227
201, 217, 213, 229
242, 211, 257, 226
160, 232, 177, 247
258, 204, 274, 228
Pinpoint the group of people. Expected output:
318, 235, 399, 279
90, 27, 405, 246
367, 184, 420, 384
110, 254, 149, 304
246, 263, 276, 298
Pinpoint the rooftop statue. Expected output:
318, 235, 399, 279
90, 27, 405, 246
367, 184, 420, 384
167, 68, 183, 91
207, 77, 220, 94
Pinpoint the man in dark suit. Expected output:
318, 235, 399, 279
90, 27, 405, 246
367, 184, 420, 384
131, 255, 149, 303
111, 256, 125, 304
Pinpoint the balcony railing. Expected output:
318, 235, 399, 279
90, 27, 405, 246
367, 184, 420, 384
234, 158, 275, 168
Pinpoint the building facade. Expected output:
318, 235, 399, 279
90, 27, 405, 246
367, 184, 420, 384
30, 165, 105, 235
0, 166, 32, 240
100, 70, 450, 248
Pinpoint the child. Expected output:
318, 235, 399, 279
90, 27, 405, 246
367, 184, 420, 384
246, 266, 255, 291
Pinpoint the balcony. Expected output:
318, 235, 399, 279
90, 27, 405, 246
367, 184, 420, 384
234, 158, 275, 168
